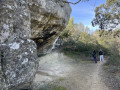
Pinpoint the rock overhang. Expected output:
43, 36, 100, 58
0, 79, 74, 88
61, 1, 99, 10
0, 0, 71, 89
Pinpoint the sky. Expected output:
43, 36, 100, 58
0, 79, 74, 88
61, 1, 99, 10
68, 0, 106, 31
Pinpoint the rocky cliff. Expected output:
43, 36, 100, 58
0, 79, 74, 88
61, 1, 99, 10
0, 0, 71, 90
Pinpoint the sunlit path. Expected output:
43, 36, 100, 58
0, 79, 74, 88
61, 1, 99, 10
33, 52, 109, 90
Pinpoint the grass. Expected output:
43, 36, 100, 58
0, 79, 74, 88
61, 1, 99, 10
63, 50, 93, 63
104, 54, 120, 76
39, 84, 66, 90
59, 78, 65, 81
104, 64, 109, 69
77, 60, 92, 64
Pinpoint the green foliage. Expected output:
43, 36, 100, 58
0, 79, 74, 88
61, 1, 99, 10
108, 55, 120, 65
61, 17, 74, 38
61, 17, 120, 67
39, 84, 66, 90
106, 40, 120, 65
92, 0, 120, 30
63, 40, 109, 57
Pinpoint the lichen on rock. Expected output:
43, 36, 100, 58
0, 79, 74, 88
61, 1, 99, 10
0, 0, 71, 89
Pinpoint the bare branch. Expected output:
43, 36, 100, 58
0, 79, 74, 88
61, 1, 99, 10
62, 0, 88, 5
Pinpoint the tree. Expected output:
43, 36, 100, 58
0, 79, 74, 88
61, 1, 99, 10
92, 0, 120, 30
61, 17, 74, 38
78, 22, 85, 32
62, 0, 89, 5
85, 26, 90, 34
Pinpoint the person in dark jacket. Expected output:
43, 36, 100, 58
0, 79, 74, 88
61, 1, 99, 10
99, 49, 104, 62
92, 50, 97, 63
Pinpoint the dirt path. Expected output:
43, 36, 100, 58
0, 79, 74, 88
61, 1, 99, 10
33, 52, 109, 90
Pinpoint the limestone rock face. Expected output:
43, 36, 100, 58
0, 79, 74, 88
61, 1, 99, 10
0, 0, 71, 89
29, 0, 71, 52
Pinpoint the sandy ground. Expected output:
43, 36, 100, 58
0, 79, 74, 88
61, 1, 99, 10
33, 51, 109, 90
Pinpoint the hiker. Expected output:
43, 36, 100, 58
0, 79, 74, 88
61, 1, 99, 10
92, 50, 97, 63
99, 49, 104, 62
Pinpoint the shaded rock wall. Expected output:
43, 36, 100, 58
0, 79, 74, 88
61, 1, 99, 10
0, 0, 71, 89
29, 0, 71, 53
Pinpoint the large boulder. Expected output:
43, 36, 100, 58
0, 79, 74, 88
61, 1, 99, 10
29, 0, 71, 53
0, 0, 71, 89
